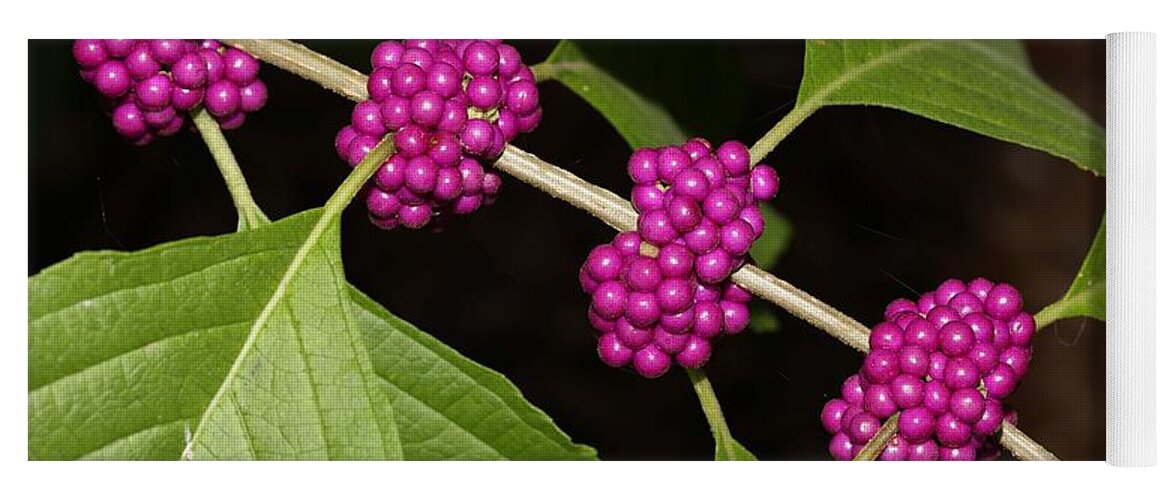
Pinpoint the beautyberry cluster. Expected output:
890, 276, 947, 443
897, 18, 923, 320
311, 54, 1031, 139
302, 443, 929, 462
580, 232, 754, 378
820, 278, 1035, 460
578, 138, 780, 378
335, 39, 541, 230
630, 138, 779, 283
72, 39, 268, 144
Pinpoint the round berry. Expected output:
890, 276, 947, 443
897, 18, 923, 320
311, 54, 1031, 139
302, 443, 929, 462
598, 333, 634, 368
907, 440, 939, 461
632, 346, 671, 378
632, 185, 666, 213
821, 398, 850, 434
944, 357, 981, 390
869, 322, 904, 351
672, 168, 711, 200
846, 412, 881, 445
375, 155, 407, 191
222, 48, 260, 85
863, 384, 897, 418
352, 100, 386, 136
394, 124, 430, 158
692, 301, 723, 338
627, 148, 659, 185
934, 278, 967, 305
410, 91, 445, 127
462, 41, 500, 76
948, 292, 984, 316
615, 317, 653, 349
625, 292, 661, 328
205, 80, 241, 117
949, 387, 987, 424
897, 345, 930, 378
1007, 312, 1036, 347
427, 62, 463, 99
973, 399, 1005, 436
842, 374, 866, 404
239, 80, 268, 113
111, 102, 146, 139
371, 41, 404, 69
749, 164, 779, 200
862, 349, 900, 384
391, 63, 427, 97
683, 219, 720, 255
884, 299, 919, 321
967, 278, 995, 300
656, 278, 694, 315
923, 380, 951, 416
721, 300, 750, 334
72, 39, 108, 68
667, 196, 703, 233
899, 407, 935, 444
93, 60, 131, 98
676, 337, 712, 369
936, 413, 972, 447
505, 80, 540, 115
467, 75, 502, 110
404, 156, 438, 193
461, 119, 494, 156
716, 141, 751, 176
829, 432, 857, 460
695, 249, 734, 283
702, 188, 742, 225
1000, 346, 1032, 378
148, 39, 184, 65
366, 189, 401, 218
891, 374, 925, 409
592, 282, 626, 319
985, 283, 1024, 319
659, 307, 694, 334
719, 219, 755, 256
939, 321, 976, 357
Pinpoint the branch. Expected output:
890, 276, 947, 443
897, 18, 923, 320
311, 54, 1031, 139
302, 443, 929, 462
225, 39, 1057, 461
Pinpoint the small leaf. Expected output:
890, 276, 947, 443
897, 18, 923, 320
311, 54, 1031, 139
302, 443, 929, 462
1036, 216, 1105, 327
543, 40, 687, 149
798, 40, 1105, 176
543, 41, 745, 150
749, 204, 794, 270
719, 437, 759, 461
29, 210, 594, 460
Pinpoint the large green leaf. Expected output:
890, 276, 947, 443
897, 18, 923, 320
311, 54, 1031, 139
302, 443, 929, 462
1035, 216, 1105, 327
798, 40, 1105, 176
29, 210, 595, 460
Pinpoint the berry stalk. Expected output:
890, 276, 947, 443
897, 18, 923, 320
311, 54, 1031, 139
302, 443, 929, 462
191, 107, 270, 230
853, 413, 898, 461
687, 368, 748, 459
229, 39, 1056, 460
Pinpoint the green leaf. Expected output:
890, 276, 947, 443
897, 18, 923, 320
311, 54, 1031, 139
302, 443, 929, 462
542, 40, 744, 149
29, 210, 595, 460
29, 210, 399, 460
542, 40, 686, 148
349, 288, 597, 460
798, 40, 1105, 176
1036, 216, 1105, 327
749, 204, 794, 270
719, 437, 759, 461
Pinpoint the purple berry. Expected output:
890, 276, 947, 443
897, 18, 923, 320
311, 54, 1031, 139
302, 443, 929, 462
505, 80, 540, 115
927, 305, 962, 328
638, 209, 677, 246
862, 349, 900, 384
719, 219, 755, 256
111, 102, 146, 139
632, 185, 666, 213
950, 387, 987, 424
653, 327, 689, 355
721, 301, 750, 334
716, 141, 751, 176
884, 298, 919, 321
598, 333, 634, 367
683, 219, 720, 255
897, 345, 930, 378
391, 63, 426, 97
869, 322, 904, 351
461, 119, 494, 156
672, 168, 711, 200
656, 278, 694, 315
967, 278, 994, 300
205, 80, 241, 117
939, 443, 978, 461
939, 321, 976, 357
936, 413, 972, 447
352, 100, 386, 136
1007, 312, 1036, 347
380, 96, 412, 130
667, 196, 703, 232
846, 412, 881, 445
93, 60, 131, 98
923, 380, 951, 416
592, 282, 626, 319
628, 149, 659, 185
410, 91, 445, 127
586, 245, 624, 282
907, 440, 939, 461
702, 188, 742, 225
222, 48, 260, 85
405, 156, 438, 193
934, 278, 967, 305
829, 432, 857, 460
462, 41, 499, 76
239, 80, 268, 113
371, 41, 405, 69
375, 155, 407, 191
695, 249, 734, 283
821, 398, 850, 434
467, 75, 502, 110
676, 337, 712, 369
72, 39, 108, 68
985, 283, 1023, 319
749, 164, 779, 200
394, 124, 429, 158
891, 374, 925, 409
842, 374, 865, 404
625, 292, 661, 328
632, 346, 671, 378
863, 384, 897, 418
657, 147, 691, 183
148, 39, 184, 65
615, 317, 653, 349
973, 399, 1005, 436
944, 357, 980, 390
692, 301, 723, 338
1000, 346, 1032, 378
656, 244, 694, 278
366, 188, 401, 218
899, 407, 935, 443
659, 307, 694, 334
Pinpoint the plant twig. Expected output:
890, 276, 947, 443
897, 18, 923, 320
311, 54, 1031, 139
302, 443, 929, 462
687, 368, 751, 460
226, 39, 1058, 461
190, 108, 270, 231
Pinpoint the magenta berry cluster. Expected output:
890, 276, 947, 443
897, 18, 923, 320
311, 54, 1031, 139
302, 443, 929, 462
821, 278, 1035, 460
629, 138, 779, 284
335, 39, 541, 230
72, 39, 267, 144
578, 138, 780, 378
580, 231, 754, 378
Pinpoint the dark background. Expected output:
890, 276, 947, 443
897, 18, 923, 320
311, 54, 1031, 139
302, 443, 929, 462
28, 40, 1105, 460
